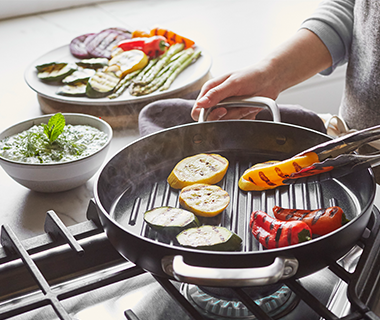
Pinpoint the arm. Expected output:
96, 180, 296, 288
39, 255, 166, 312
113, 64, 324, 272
191, 29, 332, 121
191, 0, 354, 121
302, 0, 354, 75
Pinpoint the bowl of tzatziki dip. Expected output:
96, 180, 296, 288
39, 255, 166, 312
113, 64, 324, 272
0, 113, 112, 192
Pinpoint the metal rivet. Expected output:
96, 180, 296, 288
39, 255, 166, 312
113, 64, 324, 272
276, 135, 287, 145
284, 266, 293, 276
193, 134, 203, 144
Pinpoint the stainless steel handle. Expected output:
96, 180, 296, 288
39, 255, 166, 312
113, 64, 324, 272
162, 255, 298, 287
198, 96, 281, 123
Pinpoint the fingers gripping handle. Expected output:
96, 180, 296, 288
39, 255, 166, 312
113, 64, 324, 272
198, 96, 281, 123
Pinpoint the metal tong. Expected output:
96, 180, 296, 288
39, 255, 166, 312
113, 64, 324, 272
285, 124, 380, 181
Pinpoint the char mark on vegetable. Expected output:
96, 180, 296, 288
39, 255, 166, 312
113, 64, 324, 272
292, 161, 302, 172
311, 209, 325, 225
258, 171, 276, 186
275, 224, 283, 245
274, 167, 287, 179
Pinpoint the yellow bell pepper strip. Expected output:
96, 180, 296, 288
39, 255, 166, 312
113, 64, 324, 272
239, 151, 330, 191
132, 29, 151, 38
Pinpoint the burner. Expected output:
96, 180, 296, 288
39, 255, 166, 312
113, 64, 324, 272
180, 283, 299, 319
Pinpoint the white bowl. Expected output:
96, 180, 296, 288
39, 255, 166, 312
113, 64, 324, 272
0, 113, 113, 192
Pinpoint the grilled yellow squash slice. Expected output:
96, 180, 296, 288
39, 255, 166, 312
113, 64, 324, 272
167, 153, 229, 189
179, 183, 230, 217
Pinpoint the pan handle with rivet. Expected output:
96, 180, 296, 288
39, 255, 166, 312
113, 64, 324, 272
198, 96, 281, 123
161, 255, 298, 287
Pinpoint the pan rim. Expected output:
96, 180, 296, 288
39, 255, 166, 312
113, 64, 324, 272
93, 119, 377, 256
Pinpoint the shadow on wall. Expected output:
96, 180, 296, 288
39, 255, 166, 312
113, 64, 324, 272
0, 0, 114, 20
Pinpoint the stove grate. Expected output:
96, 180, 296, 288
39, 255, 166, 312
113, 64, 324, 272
0, 201, 144, 320
0, 201, 380, 320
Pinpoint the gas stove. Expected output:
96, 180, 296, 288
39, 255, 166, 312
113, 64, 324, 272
1, 199, 380, 320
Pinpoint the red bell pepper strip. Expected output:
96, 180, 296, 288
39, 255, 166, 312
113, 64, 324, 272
117, 36, 169, 58
273, 206, 348, 236
250, 210, 312, 249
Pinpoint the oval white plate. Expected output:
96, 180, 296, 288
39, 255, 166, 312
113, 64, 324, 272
24, 45, 212, 106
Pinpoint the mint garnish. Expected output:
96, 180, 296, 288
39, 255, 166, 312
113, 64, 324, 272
43, 113, 65, 143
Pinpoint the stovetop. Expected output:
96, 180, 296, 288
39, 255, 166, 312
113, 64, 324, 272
1, 200, 380, 320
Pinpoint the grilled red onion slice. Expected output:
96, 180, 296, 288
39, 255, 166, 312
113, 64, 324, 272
85, 28, 132, 59
69, 33, 95, 59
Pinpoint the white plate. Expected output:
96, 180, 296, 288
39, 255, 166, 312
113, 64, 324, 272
24, 45, 212, 106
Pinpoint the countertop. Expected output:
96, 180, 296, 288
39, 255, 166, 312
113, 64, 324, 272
1, 0, 375, 241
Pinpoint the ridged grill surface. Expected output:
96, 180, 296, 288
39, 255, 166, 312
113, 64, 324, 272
111, 154, 356, 253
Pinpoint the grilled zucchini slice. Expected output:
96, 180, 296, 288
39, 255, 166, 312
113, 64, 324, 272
36, 62, 77, 82
176, 225, 242, 251
62, 68, 96, 85
76, 58, 109, 69
167, 153, 229, 189
86, 70, 120, 98
144, 207, 199, 235
57, 82, 87, 96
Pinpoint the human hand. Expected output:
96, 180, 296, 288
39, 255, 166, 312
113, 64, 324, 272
191, 65, 280, 121
191, 29, 332, 122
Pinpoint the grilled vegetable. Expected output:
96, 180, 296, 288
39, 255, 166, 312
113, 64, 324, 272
130, 47, 192, 95
144, 207, 199, 235
132, 29, 150, 38
62, 68, 96, 85
179, 183, 230, 217
250, 210, 312, 249
239, 152, 320, 191
108, 50, 148, 78
86, 70, 120, 98
69, 33, 95, 59
57, 82, 87, 96
117, 36, 169, 58
36, 62, 77, 82
167, 153, 229, 189
76, 58, 109, 69
108, 69, 142, 99
69, 28, 131, 59
273, 206, 348, 236
36, 61, 65, 72
150, 27, 195, 48
85, 28, 132, 59
129, 47, 201, 96
135, 43, 184, 85
160, 50, 201, 91
176, 225, 242, 251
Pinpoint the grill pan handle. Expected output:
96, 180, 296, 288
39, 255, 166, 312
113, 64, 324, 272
162, 255, 298, 287
198, 96, 281, 123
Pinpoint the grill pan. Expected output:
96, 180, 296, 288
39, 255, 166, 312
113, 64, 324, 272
94, 97, 376, 287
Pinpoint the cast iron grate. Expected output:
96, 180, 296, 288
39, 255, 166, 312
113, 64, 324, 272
0, 200, 379, 320
0, 200, 144, 320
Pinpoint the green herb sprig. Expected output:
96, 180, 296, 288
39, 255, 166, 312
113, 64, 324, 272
42, 113, 65, 143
